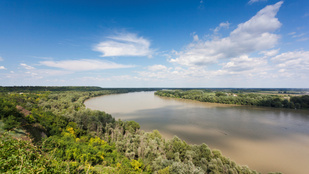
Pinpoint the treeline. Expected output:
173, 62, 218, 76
0, 86, 164, 92
0, 86, 104, 92
0, 88, 263, 173
155, 90, 309, 109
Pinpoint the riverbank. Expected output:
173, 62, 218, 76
1, 88, 260, 173
155, 89, 309, 110
85, 91, 309, 174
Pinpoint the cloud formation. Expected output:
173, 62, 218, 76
94, 33, 153, 57
248, 0, 267, 4
288, 32, 309, 42
260, 49, 280, 57
0, 57, 5, 70
139, 56, 268, 83
138, 65, 212, 82
40, 59, 134, 71
214, 21, 230, 33
20, 63, 35, 70
170, 1, 283, 67
220, 55, 267, 74
271, 51, 309, 76
148, 64, 168, 71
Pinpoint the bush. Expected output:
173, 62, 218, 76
3, 115, 20, 130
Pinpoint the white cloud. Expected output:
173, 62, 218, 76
288, 32, 308, 41
138, 67, 183, 80
193, 34, 199, 41
170, 1, 283, 67
20, 63, 35, 70
191, 32, 199, 41
2, 68, 73, 85
139, 54, 272, 85
292, 33, 306, 38
221, 55, 267, 74
35, 69, 73, 76
40, 59, 134, 71
214, 21, 230, 33
260, 49, 280, 57
0, 56, 3, 61
93, 32, 153, 57
198, 0, 204, 9
297, 37, 309, 42
78, 75, 140, 82
0, 66, 6, 70
148, 65, 168, 71
138, 65, 212, 81
271, 51, 309, 72
288, 32, 296, 35
248, 0, 267, 5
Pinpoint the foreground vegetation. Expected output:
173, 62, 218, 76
155, 90, 309, 109
1, 87, 272, 173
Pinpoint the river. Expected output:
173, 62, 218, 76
84, 91, 309, 174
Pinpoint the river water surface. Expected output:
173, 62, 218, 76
84, 91, 309, 174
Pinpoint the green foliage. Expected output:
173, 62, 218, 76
155, 90, 309, 109
158, 166, 170, 174
0, 133, 69, 173
3, 115, 20, 130
0, 87, 266, 174
43, 135, 108, 165
215, 91, 227, 97
107, 122, 261, 174
148, 129, 162, 140
125, 121, 141, 133
130, 159, 142, 171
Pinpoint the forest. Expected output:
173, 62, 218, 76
155, 90, 309, 109
0, 87, 280, 173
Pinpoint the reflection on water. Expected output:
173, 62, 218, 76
84, 91, 309, 174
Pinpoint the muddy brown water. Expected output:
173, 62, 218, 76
84, 91, 309, 174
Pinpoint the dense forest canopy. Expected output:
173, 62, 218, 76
0, 86, 288, 173
155, 90, 309, 109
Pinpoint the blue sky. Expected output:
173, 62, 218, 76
0, 0, 308, 87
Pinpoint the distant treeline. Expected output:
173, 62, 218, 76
160, 88, 309, 93
155, 90, 309, 109
0, 86, 163, 93
1, 86, 308, 93
0, 88, 261, 173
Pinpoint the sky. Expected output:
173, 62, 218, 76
0, 0, 308, 88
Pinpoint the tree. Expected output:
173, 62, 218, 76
215, 92, 227, 97
3, 115, 20, 130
